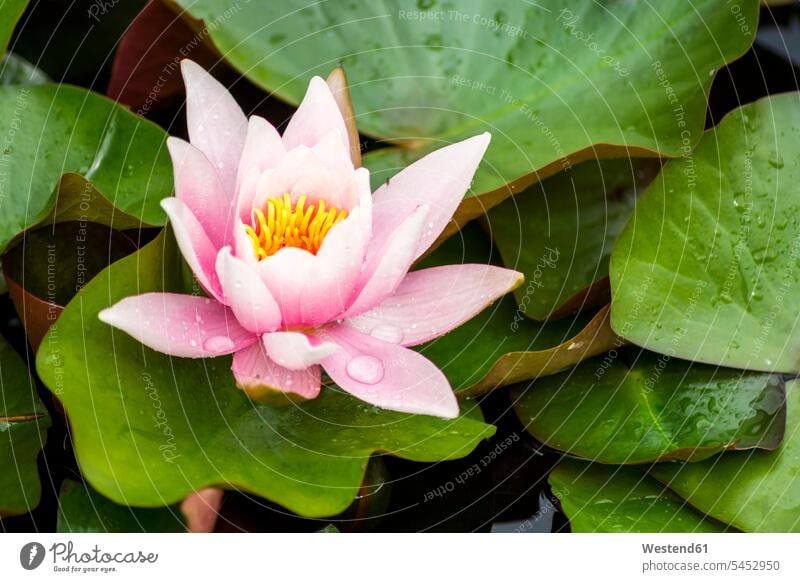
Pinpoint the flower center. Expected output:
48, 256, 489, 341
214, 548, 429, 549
244, 193, 348, 259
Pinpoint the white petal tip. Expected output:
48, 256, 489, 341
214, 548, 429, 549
428, 399, 460, 420
98, 307, 116, 325
160, 197, 178, 212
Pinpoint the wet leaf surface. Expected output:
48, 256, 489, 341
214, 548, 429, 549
611, 93, 800, 373
652, 380, 800, 532
550, 458, 730, 532
514, 353, 786, 463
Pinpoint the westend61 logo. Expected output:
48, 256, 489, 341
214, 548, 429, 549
19, 541, 158, 574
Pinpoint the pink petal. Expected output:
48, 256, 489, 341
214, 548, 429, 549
235, 115, 286, 221
311, 129, 353, 175
256, 211, 367, 327
181, 488, 223, 533
282, 76, 350, 153
253, 146, 352, 210
342, 205, 428, 318
315, 324, 458, 418
346, 265, 524, 346
215, 247, 281, 334
351, 168, 373, 236
99, 293, 257, 357
257, 247, 315, 326
161, 198, 222, 300
371, 133, 490, 260
181, 59, 247, 195
262, 331, 338, 371
299, 209, 367, 325
167, 137, 234, 249
232, 342, 321, 401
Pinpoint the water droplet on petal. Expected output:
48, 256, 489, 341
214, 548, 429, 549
346, 355, 384, 385
204, 336, 235, 353
369, 324, 404, 344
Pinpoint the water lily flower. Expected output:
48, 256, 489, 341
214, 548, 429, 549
99, 60, 523, 418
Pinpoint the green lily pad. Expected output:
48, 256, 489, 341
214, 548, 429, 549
417, 223, 619, 396
550, 459, 729, 532
487, 158, 659, 320
57, 480, 186, 533
514, 354, 786, 464
0, 0, 26, 53
0, 335, 50, 516
1, 53, 50, 85
652, 380, 800, 532
0, 84, 172, 253
611, 93, 800, 373
175, 0, 756, 228
35, 229, 495, 517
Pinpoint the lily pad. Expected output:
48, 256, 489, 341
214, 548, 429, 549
652, 380, 800, 532
3, 222, 137, 349
174, 0, 757, 228
514, 354, 786, 464
417, 223, 619, 396
57, 480, 186, 533
550, 459, 729, 532
0, 84, 172, 253
0, 0, 26, 53
487, 158, 659, 320
35, 230, 495, 517
611, 93, 800, 373
0, 335, 50, 516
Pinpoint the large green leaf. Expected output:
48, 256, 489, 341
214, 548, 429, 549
550, 459, 729, 532
611, 93, 800, 373
0, 84, 172, 253
0, 0, 27, 53
514, 354, 786, 464
0, 335, 50, 516
35, 230, 495, 517
57, 480, 185, 533
417, 223, 618, 396
652, 380, 800, 532
175, 0, 757, 227
487, 158, 659, 320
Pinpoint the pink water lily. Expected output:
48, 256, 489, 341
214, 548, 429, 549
99, 60, 523, 419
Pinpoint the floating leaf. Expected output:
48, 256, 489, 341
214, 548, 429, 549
0, 335, 50, 516
652, 380, 800, 532
0, 0, 27, 53
174, 0, 756, 231
36, 230, 495, 517
57, 479, 186, 533
611, 93, 800, 373
514, 354, 786, 463
0, 84, 172, 253
550, 459, 729, 532
417, 223, 619, 396
3, 222, 137, 349
487, 158, 659, 320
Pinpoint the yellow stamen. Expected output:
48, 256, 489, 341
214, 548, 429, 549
245, 194, 348, 259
